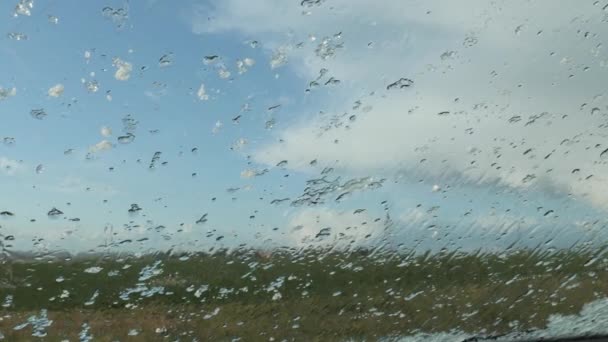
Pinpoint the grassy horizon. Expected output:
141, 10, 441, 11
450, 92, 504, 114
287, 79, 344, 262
1, 247, 607, 341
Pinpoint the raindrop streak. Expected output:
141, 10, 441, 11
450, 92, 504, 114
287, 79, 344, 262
196, 213, 208, 224
203, 55, 220, 64
301, 0, 325, 7
117, 133, 135, 144
149, 151, 162, 169
270, 198, 290, 205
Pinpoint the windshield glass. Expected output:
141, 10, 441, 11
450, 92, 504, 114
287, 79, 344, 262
1, 0, 608, 341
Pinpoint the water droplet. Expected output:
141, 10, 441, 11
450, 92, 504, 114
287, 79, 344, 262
315, 35, 343, 60
2, 294, 13, 308
591, 107, 601, 115
203, 55, 220, 64
79, 322, 93, 342
218, 67, 231, 79
324, 77, 340, 86
100, 126, 112, 137
47, 84, 64, 97
35, 164, 44, 174
508, 115, 522, 123
316, 227, 331, 238
13, 309, 52, 337
197, 83, 209, 100
7, 32, 28, 41
463, 35, 478, 47
211, 121, 224, 134
84, 267, 103, 274
138, 260, 163, 281
47, 207, 63, 217
196, 213, 208, 224
270, 198, 290, 205
112, 58, 132, 81
265, 118, 276, 129
85, 80, 99, 93
270, 48, 288, 69
30, 109, 47, 120
101, 6, 129, 28
236, 58, 255, 74
149, 151, 161, 169
440, 51, 457, 60
48, 15, 59, 24
231, 138, 247, 150
301, 0, 325, 7
128, 204, 142, 213
0, 87, 17, 101
386, 78, 414, 90
3, 137, 15, 146
522, 174, 536, 183
14, 0, 33, 16
158, 53, 173, 67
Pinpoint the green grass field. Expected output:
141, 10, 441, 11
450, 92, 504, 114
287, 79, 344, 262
0, 247, 607, 341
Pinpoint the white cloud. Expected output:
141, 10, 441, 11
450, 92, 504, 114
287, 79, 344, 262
51, 176, 119, 196
194, 0, 608, 210
470, 212, 540, 236
0, 157, 21, 175
89, 140, 113, 153
285, 207, 383, 248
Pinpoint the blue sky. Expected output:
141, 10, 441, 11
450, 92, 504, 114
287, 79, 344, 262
1, 0, 607, 253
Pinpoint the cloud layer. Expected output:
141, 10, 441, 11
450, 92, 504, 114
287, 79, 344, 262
192, 0, 608, 211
